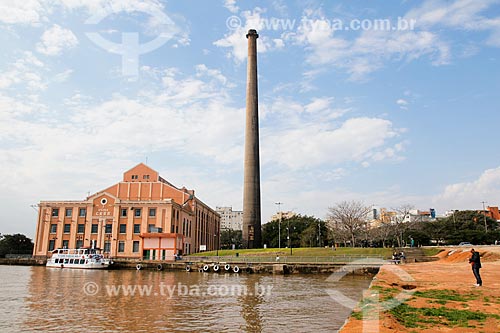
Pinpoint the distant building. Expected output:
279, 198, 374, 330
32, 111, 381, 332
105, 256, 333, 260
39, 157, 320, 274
485, 206, 500, 221
270, 211, 297, 222
33, 163, 220, 260
404, 209, 432, 223
216, 207, 243, 231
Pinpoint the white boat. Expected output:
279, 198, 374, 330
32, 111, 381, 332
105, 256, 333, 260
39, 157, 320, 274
47, 248, 113, 269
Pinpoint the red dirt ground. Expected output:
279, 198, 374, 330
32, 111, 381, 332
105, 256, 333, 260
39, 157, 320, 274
340, 246, 500, 333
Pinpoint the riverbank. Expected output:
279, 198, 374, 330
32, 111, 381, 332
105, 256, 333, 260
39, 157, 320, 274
340, 246, 500, 332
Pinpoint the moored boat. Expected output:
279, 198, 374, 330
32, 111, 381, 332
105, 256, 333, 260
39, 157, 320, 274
46, 248, 113, 269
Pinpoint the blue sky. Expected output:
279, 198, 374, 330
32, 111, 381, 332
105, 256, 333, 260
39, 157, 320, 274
1, 0, 500, 237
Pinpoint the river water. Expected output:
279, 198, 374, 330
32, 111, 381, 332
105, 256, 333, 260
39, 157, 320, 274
0, 265, 372, 332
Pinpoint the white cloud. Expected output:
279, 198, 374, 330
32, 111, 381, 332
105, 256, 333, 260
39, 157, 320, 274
53, 69, 73, 83
405, 0, 500, 49
0, 0, 44, 25
224, 0, 239, 14
396, 98, 409, 110
262, 116, 401, 170
0, 52, 46, 91
36, 24, 78, 56
214, 8, 279, 62
288, 12, 451, 80
286, 3, 486, 80
433, 167, 500, 210
0, 63, 245, 204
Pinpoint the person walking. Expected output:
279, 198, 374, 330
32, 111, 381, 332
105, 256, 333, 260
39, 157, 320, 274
468, 248, 482, 287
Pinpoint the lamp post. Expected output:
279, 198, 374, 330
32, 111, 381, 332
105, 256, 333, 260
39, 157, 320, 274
287, 221, 294, 255
275, 202, 283, 249
481, 201, 488, 232
214, 233, 220, 257
318, 221, 322, 247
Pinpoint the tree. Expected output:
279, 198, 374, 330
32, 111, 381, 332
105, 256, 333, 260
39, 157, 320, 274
262, 215, 326, 248
220, 229, 242, 249
327, 201, 371, 247
0, 234, 34, 257
390, 204, 415, 247
370, 221, 395, 248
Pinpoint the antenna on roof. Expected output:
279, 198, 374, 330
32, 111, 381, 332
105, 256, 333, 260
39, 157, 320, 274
145, 156, 148, 164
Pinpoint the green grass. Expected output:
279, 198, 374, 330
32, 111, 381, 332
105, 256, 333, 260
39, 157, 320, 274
421, 248, 444, 256
413, 289, 479, 302
389, 304, 489, 328
191, 247, 394, 258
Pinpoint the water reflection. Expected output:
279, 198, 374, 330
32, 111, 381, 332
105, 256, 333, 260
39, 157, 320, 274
0, 266, 373, 332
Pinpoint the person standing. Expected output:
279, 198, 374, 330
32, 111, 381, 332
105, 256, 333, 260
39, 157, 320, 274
468, 249, 482, 287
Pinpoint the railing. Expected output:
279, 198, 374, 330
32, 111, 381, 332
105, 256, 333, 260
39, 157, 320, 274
182, 255, 385, 264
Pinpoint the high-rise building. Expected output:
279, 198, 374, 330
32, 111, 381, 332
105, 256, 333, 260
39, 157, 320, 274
216, 207, 243, 231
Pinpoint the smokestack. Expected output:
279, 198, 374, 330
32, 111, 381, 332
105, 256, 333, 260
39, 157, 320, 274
242, 29, 262, 249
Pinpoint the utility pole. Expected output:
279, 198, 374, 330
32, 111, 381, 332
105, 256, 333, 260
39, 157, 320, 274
481, 201, 488, 232
275, 202, 283, 249
318, 222, 321, 247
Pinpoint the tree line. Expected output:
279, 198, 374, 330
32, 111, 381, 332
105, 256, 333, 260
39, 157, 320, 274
221, 201, 500, 249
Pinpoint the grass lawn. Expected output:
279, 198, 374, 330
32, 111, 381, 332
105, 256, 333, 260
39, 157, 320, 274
190, 247, 396, 258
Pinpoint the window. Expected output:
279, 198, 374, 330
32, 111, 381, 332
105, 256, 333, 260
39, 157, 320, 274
118, 241, 125, 253
131, 175, 138, 180
91, 224, 98, 233
120, 208, 127, 217
143, 175, 150, 180
48, 240, 55, 251
78, 208, 86, 217
119, 224, 126, 234
104, 241, 111, 253
64, 224, 71, 234
148, 224, 155, 232
105, 224, 112, 234
149, 208, 156, 217
134, 208, 141, 217
132, 241, 139, 252
62, 240, 69, 248
77, 224, 85, 233
76, 240, 83, 249
65, 208, 72, 217
50, 224, 57, 233
133, 224, 140, 234
51, 208, 59, 217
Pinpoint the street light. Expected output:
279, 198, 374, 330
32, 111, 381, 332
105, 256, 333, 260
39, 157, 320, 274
286, 222, 295, 255
275, 202, 283, 249
214, 233, 220, 257
318, 222, 322, 247
481, 201, 488, 232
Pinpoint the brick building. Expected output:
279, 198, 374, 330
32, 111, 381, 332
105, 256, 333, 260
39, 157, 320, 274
33, 163, 220, 260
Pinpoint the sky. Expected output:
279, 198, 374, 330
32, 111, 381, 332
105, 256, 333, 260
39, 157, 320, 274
1, 0, 500, 238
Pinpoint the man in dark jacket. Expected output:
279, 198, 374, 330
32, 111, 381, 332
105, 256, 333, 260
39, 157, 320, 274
468, 248, 482, 286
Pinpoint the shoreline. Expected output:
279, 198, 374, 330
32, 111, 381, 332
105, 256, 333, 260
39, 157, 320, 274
0, 257, 380, 275
339, 246, 500, 332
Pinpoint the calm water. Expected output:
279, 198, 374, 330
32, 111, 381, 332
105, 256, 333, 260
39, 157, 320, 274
0, 265, 372, 332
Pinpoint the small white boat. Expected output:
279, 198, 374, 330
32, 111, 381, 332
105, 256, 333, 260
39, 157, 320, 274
47, 248, 113, 269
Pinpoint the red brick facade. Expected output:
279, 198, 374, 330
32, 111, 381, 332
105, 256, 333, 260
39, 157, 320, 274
33, 163, 220, 260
